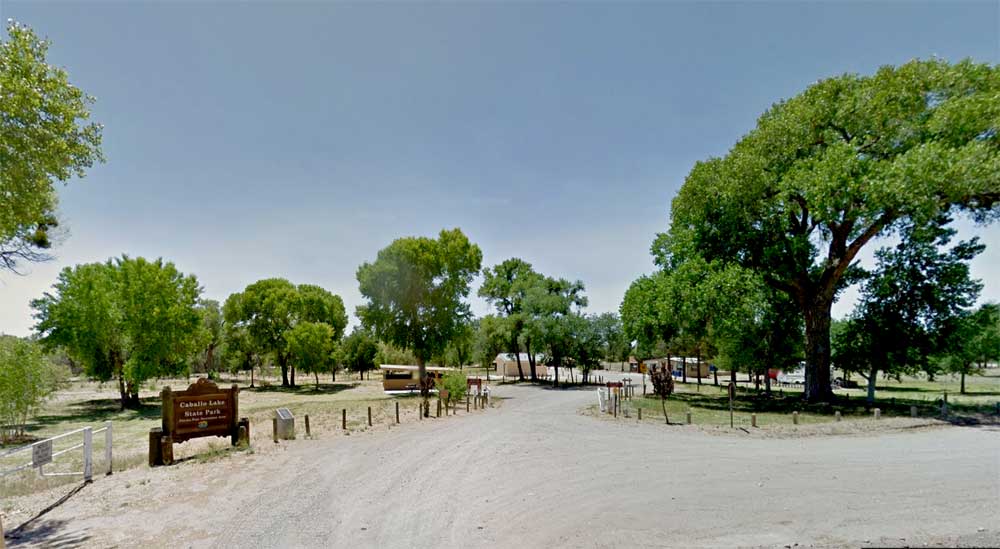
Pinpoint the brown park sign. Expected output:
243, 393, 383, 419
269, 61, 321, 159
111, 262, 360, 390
161, 378, 239, 445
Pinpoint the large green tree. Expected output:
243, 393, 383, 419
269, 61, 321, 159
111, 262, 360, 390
832, 223, 983, 402
339, 327, 379, 381
32, 256, 202, 409
478, 258, 543, 381
937, 303, 999, 394
660, 59, 1000, 402
0, 336, 66, 442
225, 279, 347, 387
1, 21, 104, 272
285, 321, 337, 389
356, 228, 482, 409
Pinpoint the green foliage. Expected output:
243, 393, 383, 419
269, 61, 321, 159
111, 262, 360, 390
647, 363, 675, 423
654, 59, 1000, 402
340, 328, 379, 379
833, 223, 983, 401
591, 312, 629, 363
31, 256, 200, 408
474, 315, 509, 371
192, 299, 224, 375
357, 228, 482, 397
478, 258, 543, 379
224, 279, 347, 386
0, 336, 66, 442
436, 370, 467, 405
0, 21, 104, 272
285, 321, 337, 388
935, 303, 1000, 393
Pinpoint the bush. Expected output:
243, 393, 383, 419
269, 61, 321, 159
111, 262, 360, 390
0, 337, 66, 442
436, 370, 468, 405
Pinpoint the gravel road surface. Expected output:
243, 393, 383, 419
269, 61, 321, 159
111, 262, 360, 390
6, 382, 1000, 548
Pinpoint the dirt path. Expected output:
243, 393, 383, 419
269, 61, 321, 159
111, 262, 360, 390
6, 383, 1000, 548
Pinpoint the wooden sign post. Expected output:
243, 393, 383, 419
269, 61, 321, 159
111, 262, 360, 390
728, 381, 735, 429
150, 378, 245, 466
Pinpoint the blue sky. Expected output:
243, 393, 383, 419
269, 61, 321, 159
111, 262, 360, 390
1, 1, 998, 336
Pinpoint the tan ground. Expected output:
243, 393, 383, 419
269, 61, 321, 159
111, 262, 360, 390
3, 380, 999, 548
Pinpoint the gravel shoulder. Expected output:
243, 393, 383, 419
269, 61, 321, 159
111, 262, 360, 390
4, 383, 1000, 548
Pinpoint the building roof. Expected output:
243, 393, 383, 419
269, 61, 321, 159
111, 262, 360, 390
494, 353, 545, 362
378, 364, 456, 372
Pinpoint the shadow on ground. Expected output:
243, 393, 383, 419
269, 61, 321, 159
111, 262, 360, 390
6, 484, 91, 548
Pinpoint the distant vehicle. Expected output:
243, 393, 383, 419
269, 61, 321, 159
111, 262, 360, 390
777, 368, 805, 385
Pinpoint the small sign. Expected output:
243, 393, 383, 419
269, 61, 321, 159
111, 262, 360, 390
276, 408, 294, 420
32, 439, 53, 468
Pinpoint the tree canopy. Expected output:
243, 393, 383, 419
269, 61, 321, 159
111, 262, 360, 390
32, 256, 202, 408
1, 21, 104, 272
655, 59, 1000, 402
357, 228, 481, 403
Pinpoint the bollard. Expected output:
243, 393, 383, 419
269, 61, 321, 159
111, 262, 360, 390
835, 411, 841, 422
419, 402, 422, 420
368, 406, 372, 427
396, 401, 400, 424
467, 395, 470, 413
238, 425, 249, 446
613, 396, 618, 418
686, 410, 692, 424
638, 408, 642, 421
874, 408, 881, 420
272, 417, 278, 443
342, 409, 347, 430
437, 399, 442, 418
751, 413, 757, 428
305, 414, 311, 438
911, 405, 918, 418
941, 392, 949, 417
792, 411, 799, 425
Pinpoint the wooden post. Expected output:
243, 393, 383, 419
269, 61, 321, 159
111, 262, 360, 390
873, 408, 881, 420
148, 427, 163, 467
238, 425, 249, 446
613, 395, 618, 418
160, 435, 174, 465
638, 408, 642, 421
272, 418, 278, 443
792, 411, 799, 425
751, 413, 757, 428
911, 405, 918, 418
396, 401, 400, 424
368, 406, 372, 426
835, 411, 842, 422
686, 410, 692, 424
419, 403, 422, 420
437, 399, 441, 418
342, 409, 347, 430
941, 392, 948, 417
467, 395, 470, 413
305, 415, 311, 438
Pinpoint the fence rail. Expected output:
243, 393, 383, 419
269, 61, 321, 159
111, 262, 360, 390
0, 421, 112, 482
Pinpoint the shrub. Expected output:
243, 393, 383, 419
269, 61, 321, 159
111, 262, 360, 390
436, 370, 468, 405
0, 337, 66, 442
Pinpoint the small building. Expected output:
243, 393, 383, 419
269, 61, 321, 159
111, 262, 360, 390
493, 353, 547, 378
379, 365, 455, 392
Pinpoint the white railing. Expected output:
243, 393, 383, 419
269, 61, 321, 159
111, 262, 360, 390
0, 421, 112, 482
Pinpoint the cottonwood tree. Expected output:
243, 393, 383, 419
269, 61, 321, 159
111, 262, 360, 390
193, 299, 224, 376
285, 321, 337, 389
832, 222, 983, 403
225, 279, 347, 387
591, 312, 629, 365
357, 228, 482, 412
474, 315, 509, 381
339, 328, 379, 381
0, 21, 104, 272
32, 256, 202, 409
937, 303, 1000, 394
525, 277, 588, 386
659, 59, 1000, 402
648, 364, 675, 424
478, 258, 543, 381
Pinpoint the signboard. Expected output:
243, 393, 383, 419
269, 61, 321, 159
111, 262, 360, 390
32, 439, 53, 468
161, 378, 239, 444
276, 408, 293, 420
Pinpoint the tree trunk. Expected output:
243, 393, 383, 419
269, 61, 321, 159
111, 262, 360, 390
291, 363, 296, 387
764, 368, 771, 395
730, 367, 736, 384
512, 338, 525, 381
251, 367, 255, 388
279, 355, 290, 387
418, 357, 429, 417
661, 398, 669, 424
696, 348, 702, 386
526, 339, 538, 382
681, 356, 687, 384
804, 298, 835, 403
866, 364, 878, 405
117, 373, 129, 411
713, 368, 718, 386
554, 362, 560, 388
961, 370, 966, 394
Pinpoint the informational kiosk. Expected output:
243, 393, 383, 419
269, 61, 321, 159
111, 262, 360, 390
150, 378, 247, 466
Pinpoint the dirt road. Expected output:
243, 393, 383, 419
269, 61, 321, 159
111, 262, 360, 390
7, 383, 1000, 548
